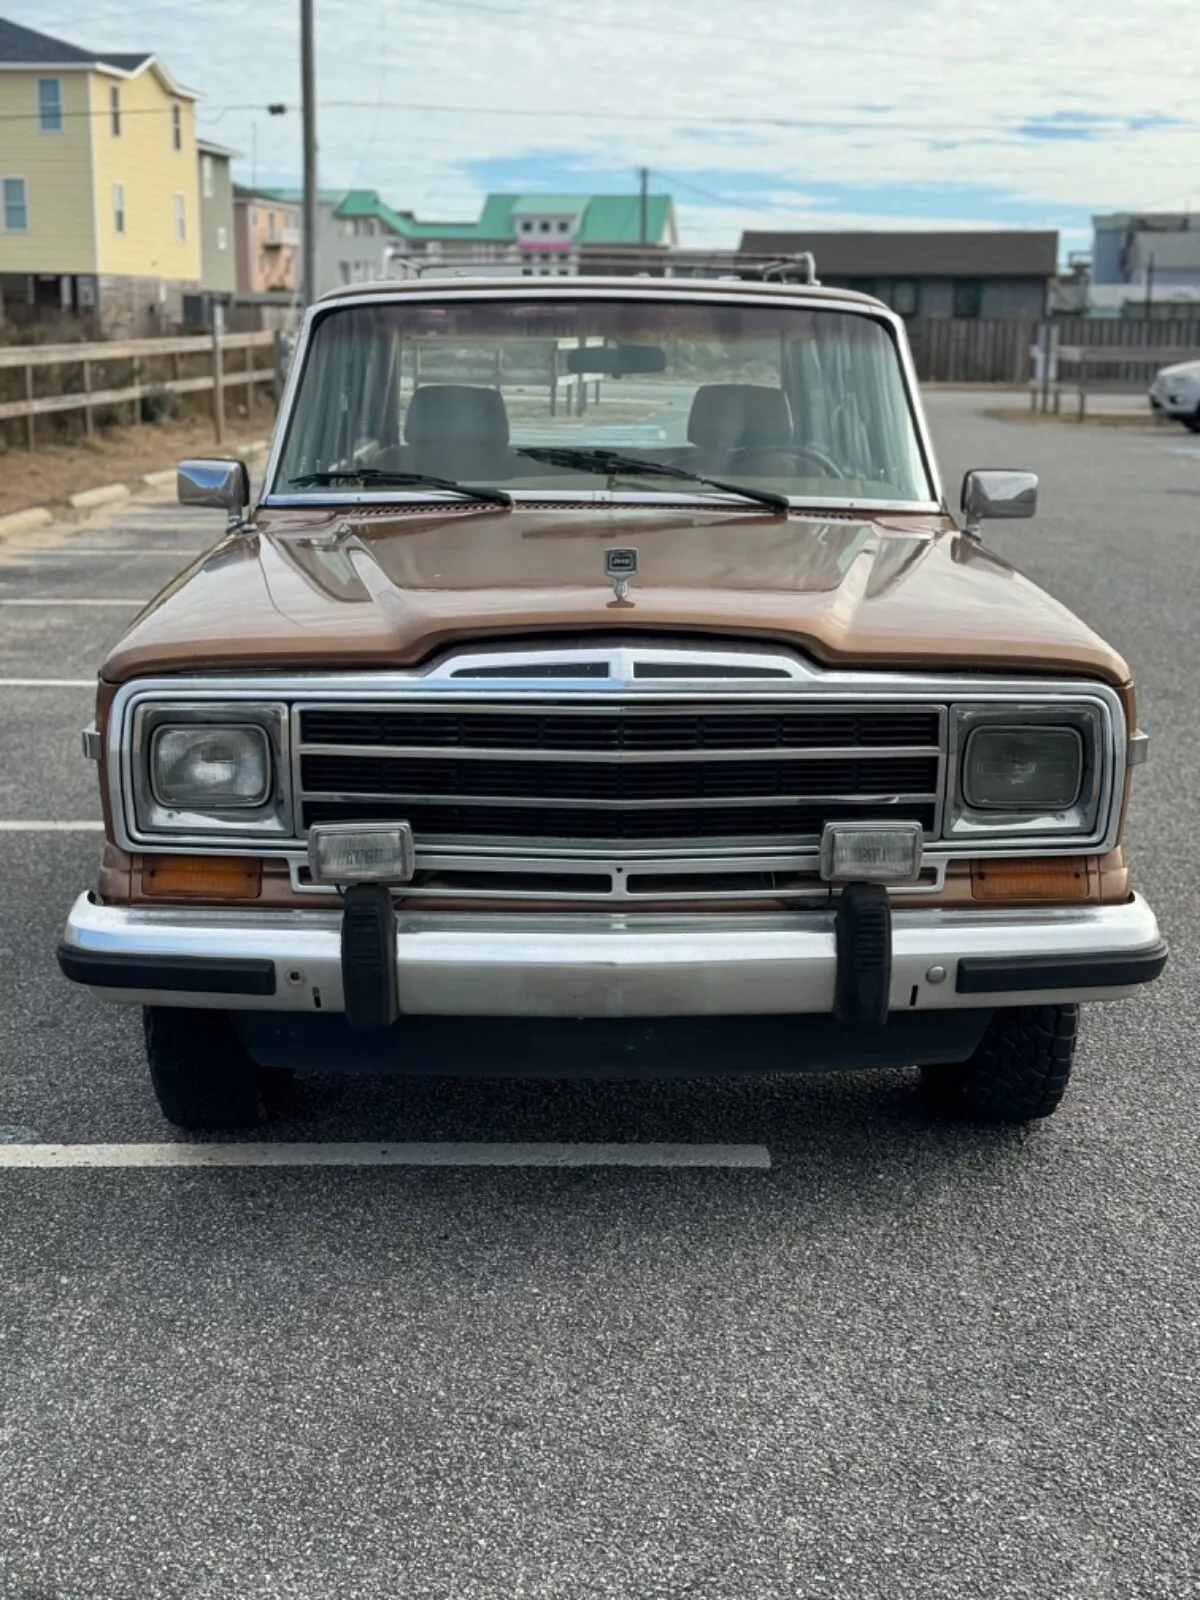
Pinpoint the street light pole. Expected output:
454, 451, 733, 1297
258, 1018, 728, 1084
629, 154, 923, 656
300, 0, 318, 306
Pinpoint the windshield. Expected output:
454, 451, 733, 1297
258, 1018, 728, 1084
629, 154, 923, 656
273, 296, 934, 504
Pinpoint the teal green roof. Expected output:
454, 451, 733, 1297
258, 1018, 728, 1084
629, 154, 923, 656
252, 188, 676, 244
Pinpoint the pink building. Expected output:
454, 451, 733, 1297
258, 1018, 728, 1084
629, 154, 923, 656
233, 186, 301, 293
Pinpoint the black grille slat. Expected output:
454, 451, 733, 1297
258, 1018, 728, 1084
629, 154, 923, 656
301, 753, 938, 803
300, 707, 940, 753
301, 799, 937, 841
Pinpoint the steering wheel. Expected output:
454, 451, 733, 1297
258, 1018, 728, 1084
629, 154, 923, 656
734, 445, 846, 479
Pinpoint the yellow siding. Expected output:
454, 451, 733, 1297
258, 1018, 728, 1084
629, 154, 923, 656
0, 70, 97, 273
89, 65, 201, 283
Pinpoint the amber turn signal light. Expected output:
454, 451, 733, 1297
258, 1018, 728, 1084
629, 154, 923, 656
971, 857, 1090, 901
141, 855, 262, 900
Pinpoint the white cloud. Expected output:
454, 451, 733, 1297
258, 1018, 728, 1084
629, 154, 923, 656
15, 0, 1200, 238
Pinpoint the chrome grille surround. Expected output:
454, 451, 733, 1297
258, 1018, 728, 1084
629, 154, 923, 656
109, 642, 1127, 905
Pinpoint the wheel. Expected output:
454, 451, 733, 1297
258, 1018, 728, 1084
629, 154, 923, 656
1183, 409, 1200, 434
920, 1004, 1077, 1124
143, 1006, 275, 1132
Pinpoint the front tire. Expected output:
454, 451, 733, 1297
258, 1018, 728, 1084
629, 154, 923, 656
1182, 408, 1200, 434
920, 1004, 1077, 1124
144, 1006, 272, 1132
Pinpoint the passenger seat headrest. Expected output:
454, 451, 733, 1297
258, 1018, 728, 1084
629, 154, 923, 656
404, 384, 511, 447
687, 384, 793, 451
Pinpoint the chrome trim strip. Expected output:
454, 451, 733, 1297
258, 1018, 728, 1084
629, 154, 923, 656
283, 851, 949, 903
294, 791, 940, 813
262, 282, 943, 510
294, 741, 945, 764
61, 891, 1164, 1016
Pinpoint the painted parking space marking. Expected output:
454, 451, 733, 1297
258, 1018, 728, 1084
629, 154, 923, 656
0, 821, 104, 832
0, 1141, 771, 1170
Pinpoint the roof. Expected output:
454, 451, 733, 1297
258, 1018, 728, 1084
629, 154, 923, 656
255, 187, 677, 244
739, 229, 1059, 278
316, 275, 885, 307
197, 138, 240, 160
0, 17, 199, 96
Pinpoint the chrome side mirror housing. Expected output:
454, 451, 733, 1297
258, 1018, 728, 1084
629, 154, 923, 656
960, 469, 1038, 540
177, 458, 250, 530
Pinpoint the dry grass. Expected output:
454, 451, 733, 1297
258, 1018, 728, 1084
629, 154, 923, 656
0, 395, 276, 519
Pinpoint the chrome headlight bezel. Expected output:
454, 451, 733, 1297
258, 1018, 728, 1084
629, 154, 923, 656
946, 702, 1107, 840
129, 702, 292, 839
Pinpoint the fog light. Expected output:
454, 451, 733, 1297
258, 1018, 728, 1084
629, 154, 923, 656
308, 822, 415, 885
820, 821, 923, 884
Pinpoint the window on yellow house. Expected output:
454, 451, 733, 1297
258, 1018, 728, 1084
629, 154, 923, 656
37, 78, 63, 133
172, 103, 182, 151
174, 194, 186, 243
109, 85, 121, 136
113, 182, 125, 234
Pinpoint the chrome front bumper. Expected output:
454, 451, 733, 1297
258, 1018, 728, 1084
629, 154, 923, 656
59, 892, 1166, 1018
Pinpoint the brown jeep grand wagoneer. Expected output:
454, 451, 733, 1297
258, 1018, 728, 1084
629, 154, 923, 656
57, 271, 1166, 1129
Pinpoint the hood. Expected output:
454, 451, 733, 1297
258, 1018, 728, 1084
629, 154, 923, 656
101, 504, 1129, 686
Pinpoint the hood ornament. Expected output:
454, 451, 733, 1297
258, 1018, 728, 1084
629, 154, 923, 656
605, 547, 638, 604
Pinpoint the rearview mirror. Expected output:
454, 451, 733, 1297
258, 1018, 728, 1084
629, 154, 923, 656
960, 469, 1038, 539
564, 343, 667, 376
178, 458, 250, 526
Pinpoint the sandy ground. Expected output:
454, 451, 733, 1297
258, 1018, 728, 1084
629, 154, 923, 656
0, 393, 277, 519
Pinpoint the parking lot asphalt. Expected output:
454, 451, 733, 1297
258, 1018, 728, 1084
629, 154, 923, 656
1, 402, 1198, 1599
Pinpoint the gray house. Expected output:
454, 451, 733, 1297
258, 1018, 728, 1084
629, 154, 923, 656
739, 230, 1059, 319
197, 138, 236, 296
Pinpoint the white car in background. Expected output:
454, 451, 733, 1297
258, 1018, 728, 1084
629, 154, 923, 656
1149, 360, 1200, 431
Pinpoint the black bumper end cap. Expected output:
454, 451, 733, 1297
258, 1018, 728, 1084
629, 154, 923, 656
56, 943, 277, 996
956, 941, 1168, 995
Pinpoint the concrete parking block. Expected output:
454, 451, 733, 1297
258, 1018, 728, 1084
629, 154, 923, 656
68, 483, 132, 512
0, 506, 53, 541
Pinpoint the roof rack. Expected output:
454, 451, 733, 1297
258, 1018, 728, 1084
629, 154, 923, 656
382, 245, 820, 285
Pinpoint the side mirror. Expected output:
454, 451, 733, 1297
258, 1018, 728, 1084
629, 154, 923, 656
960, 469, 1038, 539
178, 458, 250, 528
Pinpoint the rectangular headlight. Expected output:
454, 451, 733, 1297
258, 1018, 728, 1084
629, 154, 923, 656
820, 821, 923, 884
151, 724, 271, 810
962, 725, 1082, 811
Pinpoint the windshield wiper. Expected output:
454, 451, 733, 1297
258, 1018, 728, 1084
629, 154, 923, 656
288, 469, 512, 508
514, 447, 789, 514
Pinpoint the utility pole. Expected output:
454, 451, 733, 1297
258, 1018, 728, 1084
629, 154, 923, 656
639, 166, 649, 247
300, 0, 318, 307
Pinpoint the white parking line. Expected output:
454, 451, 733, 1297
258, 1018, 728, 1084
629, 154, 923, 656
0, 821, 104, 831
0, 679, 96, 687
0, 1141, 771, 1170
0, 549, 195, 559
0, 598, 146, 607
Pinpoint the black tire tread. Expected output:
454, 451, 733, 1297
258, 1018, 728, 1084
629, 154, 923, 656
922, 1004, 1077, 1124
143, 1007, 268, 1132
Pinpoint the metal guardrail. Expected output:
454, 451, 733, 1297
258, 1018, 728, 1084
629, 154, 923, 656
0, 330, 283, 448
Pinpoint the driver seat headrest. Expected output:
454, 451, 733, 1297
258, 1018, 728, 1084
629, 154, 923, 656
404, 384, 511, 447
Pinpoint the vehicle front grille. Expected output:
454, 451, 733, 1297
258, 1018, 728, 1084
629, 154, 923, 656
295, 702, 945, 851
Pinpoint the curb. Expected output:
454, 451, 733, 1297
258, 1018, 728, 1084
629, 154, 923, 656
68, 482, 132, 511
0, 435, 274, 547
0, 506, 53, 539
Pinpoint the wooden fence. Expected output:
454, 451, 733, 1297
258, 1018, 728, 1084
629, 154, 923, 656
906, 315, 1200, 386
0, 330, 284, 450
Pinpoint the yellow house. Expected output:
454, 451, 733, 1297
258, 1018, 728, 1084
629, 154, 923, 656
0, 15, 203, 334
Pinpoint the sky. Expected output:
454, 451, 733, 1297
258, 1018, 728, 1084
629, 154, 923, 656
12, 0, 1200, 258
